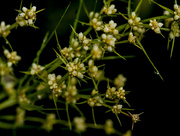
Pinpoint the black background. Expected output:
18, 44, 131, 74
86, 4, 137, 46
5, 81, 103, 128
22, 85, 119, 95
0, 0, 178, 136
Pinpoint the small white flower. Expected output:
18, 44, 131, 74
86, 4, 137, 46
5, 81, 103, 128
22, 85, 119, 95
73, 117, 87, 133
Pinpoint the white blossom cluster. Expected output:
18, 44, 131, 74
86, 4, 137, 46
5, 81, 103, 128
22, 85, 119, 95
106, 86, 126, 101
111, 104, 123, 114
16, 6, 37, 27
42, 113, 56, 132
88, 95, 103, 107
66, 58, 86, 79
91, 44, 103, 59
101, 33, 116, 52
4, 49, 21, 67
128, 32, 136, 44
88, 59, 99, 78
89, 12, 103, 31
48, 73, 66, 97
174, 4, 180, 20
63, 85, 79, 103
101, 4, 117, 15
104, 119, 115, 135
104, 20, 119, 35
61, 47, 74, 60
73, 117, 87, 132
149, 19, 163, 34
78, 32, 91, 50
0, 21, 11, 37
128, 12, 145, 34
30, 63, 44, 75
169, 21, 180, 39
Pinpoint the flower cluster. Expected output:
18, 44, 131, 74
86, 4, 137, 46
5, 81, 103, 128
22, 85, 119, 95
149, 19, 163, 34
128, 32, 136, 44
78, 32, 91, 50
73, 117, 87, 132
169, 21, 180, 39
16, 6, 37, 27
4, 49, 21, 67
128, 12, 145, 34
91, 44, 103, 59
88, 95, 103, 107
101, 33, 116, 52
114, 74, 127, 88
111, 104, 123, 114
66, 58, 86, 79
48, 73, 66, 97
101, 4, 117, 15
104, 20, 119, 35
174, 4, 180, 20
89, 12, 103, 31
88, 59, 99, 78
104, 119, 115, 135
63, 85, 79, 103
30, 63, 44, 75
61, 47, 74, 60
0, 21, 11, 37
42, 114, 56, 132
106, 86, 126, 101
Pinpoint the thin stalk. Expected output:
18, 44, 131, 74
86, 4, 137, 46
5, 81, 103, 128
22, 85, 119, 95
0, 97, 17, 110
92, 107, 97, 126
66, 102, 72, 130
115, 113, 122, 126
69, 0, 83, 43
136, 38, 163, 80
53, 94, 61, 120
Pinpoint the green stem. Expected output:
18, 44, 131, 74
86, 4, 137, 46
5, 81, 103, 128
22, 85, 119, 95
0, 97, 17, 110
66, 102, 72, 130
69, 0, 83, 43
92, 107, 97, 126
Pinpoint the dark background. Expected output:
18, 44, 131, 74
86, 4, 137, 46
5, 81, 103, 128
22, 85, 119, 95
0, 0, 178, 135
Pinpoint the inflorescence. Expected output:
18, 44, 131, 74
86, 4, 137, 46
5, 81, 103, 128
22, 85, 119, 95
0, 0, 178, 135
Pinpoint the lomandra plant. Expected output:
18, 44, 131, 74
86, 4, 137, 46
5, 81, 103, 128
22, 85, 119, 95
0, 0, 178, 135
